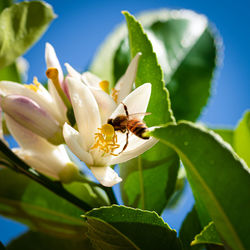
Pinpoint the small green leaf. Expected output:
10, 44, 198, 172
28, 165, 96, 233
150, 122, 250, 250
6, 231, 93, 250
119, 11, 179, 214
84, 205, 182, 250
0, 168, 87, 237
191, 221, 223, 247
234, 111, 250, 167
179, 206, 202, 250
0, 1, 55, 69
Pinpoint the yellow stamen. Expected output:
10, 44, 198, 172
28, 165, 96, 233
111, 88, 119, 103
91, 124, 120, 156
24, 77, 41, 92
46, 67, 71, 109
99, 80, 110, 94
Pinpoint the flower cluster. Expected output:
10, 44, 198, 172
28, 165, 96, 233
0, 44, 157, 186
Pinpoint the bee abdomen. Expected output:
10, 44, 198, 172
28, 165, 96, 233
128, 120, 149, 139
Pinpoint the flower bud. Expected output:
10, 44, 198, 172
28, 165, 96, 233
1, 95, 63, 145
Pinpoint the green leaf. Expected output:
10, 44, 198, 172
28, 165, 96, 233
84, 205, 182, 250
0, 1, 55, 69
150, 122, 250, 250
179, 206, 202, 250
0, 168, 87, 237
6, 231, 93, 250
234, 111, 250, 167
91, 9, 218, 121
212, 128, 234, 147
0, 63, 21, 82
191, 221, 223, 247
119, 11, 179, 214
0, 0, 12, 12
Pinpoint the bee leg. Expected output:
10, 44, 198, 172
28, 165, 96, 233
121, 102, 129, 116
119, 131, 129, 154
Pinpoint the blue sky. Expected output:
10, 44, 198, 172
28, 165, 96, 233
1, 0, 250, 245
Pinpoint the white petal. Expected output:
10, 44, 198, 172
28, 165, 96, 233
67, 77, 101, 149
89, 87, 116, 124
45, 43, 64, 84
13, 148, 60, 179
110, 83, 151, 119
48, 80, 67, 124
81, 72, 102, 88
90, 166, 122, 187
110, 137, 158, 165
63, 123, 93, 165
115, 52, 141, 103
5, 114, 56, 151
65, 63, 82, 80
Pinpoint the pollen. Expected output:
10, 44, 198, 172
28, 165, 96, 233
111, 88, 119, 103
91, 124, 120, 156
99, 80, 110, 94
24, 77, 41, 92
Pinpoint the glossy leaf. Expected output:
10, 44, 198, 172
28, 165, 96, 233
150, 122, 250, 250
0, 0, 12, 12
0, 168, 86, 237
119, 11, 179, 214
0, 1, 55, 69
0, 63, 20, 82
179, 206, 202, 250
212, 128, 234, 147
90, 9, 218, 121
84, 205, 182, 250
6, 231, 93, 250
234, 111, 250, 167
191, 221, 222, 247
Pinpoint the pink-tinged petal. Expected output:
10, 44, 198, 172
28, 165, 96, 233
110, 137, 158, 165
2, 95, 60, 141
66, 77, 101, 149
0, 81, 64, 124
89, 87, 116, 124
115, 52, 141, 103
45, 43, 64, 84
90, 166, 122, 187
63, 123, 93, 166
110, 83, 151, 119
81, 72, 102, 88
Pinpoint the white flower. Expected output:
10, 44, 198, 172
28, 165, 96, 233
0, 43, 68, 143
63, 77, 157, 187
5, 114, 79, 183
65, 53, 141, 124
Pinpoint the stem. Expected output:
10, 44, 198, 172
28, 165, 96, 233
103, 186, 118, 205
0, 140, 92, 211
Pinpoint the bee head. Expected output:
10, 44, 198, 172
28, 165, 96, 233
107, 118, 113, 126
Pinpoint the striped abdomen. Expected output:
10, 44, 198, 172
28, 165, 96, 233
127, 119, 149, 139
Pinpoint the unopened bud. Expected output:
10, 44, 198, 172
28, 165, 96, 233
1, 95, 63, 145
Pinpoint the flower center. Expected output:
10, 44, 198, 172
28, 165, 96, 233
24, 77, 41, 92
91, 124, 120, 156
111, 88, 118, 103
99, 80, 119, 103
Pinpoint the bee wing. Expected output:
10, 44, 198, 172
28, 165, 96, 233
128, 112, 151, 120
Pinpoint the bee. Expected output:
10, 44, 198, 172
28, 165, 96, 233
107, 102, 150, 154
